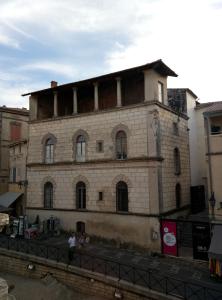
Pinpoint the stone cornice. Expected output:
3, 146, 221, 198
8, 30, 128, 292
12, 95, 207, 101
26, 206, 159, 218
29, 101, 188, 125
27, 156, 164, 168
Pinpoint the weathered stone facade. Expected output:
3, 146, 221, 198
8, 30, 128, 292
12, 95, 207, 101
0, 107, 29, 194
25, 60, 190, 250
9, 140, 28, 214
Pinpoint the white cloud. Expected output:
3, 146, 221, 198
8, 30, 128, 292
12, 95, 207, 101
0, 32, 20, 49
0, 0, 221, 103
19, 61, 77, 79
105, 0, 222, 102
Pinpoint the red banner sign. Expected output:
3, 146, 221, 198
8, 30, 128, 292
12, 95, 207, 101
161, 220, 177, 256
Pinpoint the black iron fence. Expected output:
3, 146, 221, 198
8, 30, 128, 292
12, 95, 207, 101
0, 235, 221, 300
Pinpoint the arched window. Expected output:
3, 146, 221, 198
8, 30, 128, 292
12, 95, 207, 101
45, 138, 54, 163
174, 147, 181, 175
175, 183, 181, 209
116, 131, 127, 159
116, 181, 128, 212
76, 221, 85, 233
76, 135, 86, 162
76, 181, 86, 209
44, 182, 53, 208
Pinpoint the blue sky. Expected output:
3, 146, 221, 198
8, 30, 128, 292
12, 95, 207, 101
0, 0, 222, 107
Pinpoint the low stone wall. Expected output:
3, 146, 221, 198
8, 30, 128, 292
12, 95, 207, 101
0, 278, 8, 300
0, 248, 177, 300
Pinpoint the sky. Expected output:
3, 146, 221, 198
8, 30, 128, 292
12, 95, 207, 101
0, 0, 222, 108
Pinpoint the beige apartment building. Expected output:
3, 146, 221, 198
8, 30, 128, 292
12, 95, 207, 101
168, 89, 222, 221
8, 139, 28, 215
203, 102, 222, 221
24, 60, 190, 251
0, 106, 29, 194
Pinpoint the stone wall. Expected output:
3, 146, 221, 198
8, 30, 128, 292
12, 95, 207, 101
159, 108, 190, 212
28, 104, 148, 164
27, 102, 190, 250
0, 109, 28, 194
0, 249, 177, 300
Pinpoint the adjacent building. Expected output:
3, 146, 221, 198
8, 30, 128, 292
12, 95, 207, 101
0, 106, 29, 194
203, 102, 222, 220
8, 139, 28, 215
24, 60, 190, 251
168, 89, 222, 219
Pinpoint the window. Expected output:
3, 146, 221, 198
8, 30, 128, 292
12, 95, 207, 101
173, 122, 179, 136
10, 167, 16, 183
96, 141, 104, 153
175, 183, 181, 209
10, 122, 21, 141
211, 125, 221, 135
116, 131, 127, 159
116, 181, 128, 212
76, 135, 86, 162
76, 221, 85, 233
45, 138, 54, 163
98, 191, 103, 201
76, 181, 86, 209
158, 82, 164, 103
44, 182, 53, 208
174, 147, 181, 175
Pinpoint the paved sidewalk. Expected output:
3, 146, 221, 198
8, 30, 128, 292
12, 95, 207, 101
38, 235, 222, 291
0, 272, 105, 300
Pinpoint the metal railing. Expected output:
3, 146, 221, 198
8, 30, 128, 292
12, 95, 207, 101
0, 235, 221, 300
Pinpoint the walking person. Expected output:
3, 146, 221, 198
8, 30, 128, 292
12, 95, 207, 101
68, 232, 76, 263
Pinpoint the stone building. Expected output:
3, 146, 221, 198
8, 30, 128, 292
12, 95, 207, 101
0, 106, 29, 194
203, 102, 222, 220
8, 139, 28, 215
168, 89, 200, 188
24, 59, 190, 251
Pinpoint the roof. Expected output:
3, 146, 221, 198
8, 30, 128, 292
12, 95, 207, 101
0, 192, 23, 208
195, 101, 222, 110
208, 225, 222, 259
22, 59, 178, 96
203, 102, 222, 115
167, 88, 198, 100
0, 106, 29, 116
0, 206, 12, 213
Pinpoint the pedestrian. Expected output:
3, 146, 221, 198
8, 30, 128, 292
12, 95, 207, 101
78, 232, 85, 248
68, 232, 76, 263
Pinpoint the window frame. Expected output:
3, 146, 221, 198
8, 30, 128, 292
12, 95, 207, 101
96, 140, 104, 153
175, 183, 181, 209
174, 147, 181, 175
44, 181, 53, 209
158, 81, 164, 103
76, 181, 86, 209
45, 138, 54, 164
76, 135, 86, 162
116, 130, 127, 160
116, 181, 128, 212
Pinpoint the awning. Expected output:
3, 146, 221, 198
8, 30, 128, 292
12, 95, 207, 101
0, 206, 13, 213
0, 192, 23, 208
208, 225, 222, 260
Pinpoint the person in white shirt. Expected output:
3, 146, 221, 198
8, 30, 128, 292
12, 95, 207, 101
68, 232, 76, 263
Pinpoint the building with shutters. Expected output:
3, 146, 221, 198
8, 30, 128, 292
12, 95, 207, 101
24, 60, 190, 251
0, 106, 29, 195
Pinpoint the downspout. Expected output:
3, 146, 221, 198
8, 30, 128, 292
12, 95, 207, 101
205, 116, 213, 195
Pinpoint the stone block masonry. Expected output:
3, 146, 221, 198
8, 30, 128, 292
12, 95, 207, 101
0, 248, 178, 300
27, 101, 190, 251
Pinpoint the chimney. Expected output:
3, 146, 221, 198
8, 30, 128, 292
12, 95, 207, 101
51, 81, 58, 88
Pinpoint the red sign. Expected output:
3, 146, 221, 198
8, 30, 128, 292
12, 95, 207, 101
161, 221, 177, 256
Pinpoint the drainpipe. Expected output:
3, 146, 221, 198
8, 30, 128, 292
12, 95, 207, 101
205, 116, 213, 194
